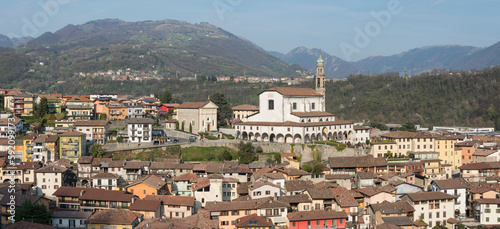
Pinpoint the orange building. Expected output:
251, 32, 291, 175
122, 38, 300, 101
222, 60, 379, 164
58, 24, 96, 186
456, 141, 479, 165
103, 103, 128, 120
125, 176, 169, 199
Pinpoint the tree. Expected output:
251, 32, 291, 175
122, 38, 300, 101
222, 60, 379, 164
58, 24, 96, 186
89, 143, 105, 158
189, 123, 192, 133
155, 90, 172, 103
273, 153, 281, 164
35, 97, 48, 118
210, 93, 232, 126
14, 200, 51, 225
218, 149, 233, 161
238, 141, 256, 164
303, 164, 312, 172
175, 121, 179, 130
312, 162, 326, 174
396, 122, 417, 132
369, 121, 388, 131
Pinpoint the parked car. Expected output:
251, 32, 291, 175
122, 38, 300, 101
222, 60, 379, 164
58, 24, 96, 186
173, 138, 179, 143
167, 137, 171, 142
189, 136, 196, 142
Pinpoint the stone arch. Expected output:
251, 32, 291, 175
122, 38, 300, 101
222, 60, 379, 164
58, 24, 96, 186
3, 179, 9, 183
14, 179, 21, 183
248, 132, 254, 141
262, 133, 269, 142
311, 133, 316, 142
241, 132, 248, 140
276, 134, 285, 143
304, 134, 310, 143
255, 133, 261, 141
293, 134, 302, 143
285, 134, 293, 143
269, 134, 276, 143
327, 132, 333, 140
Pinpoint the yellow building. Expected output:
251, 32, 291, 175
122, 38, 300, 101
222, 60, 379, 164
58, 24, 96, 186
86, 209, 143, 229
435, 136, 460, 169
59, 131, 86, 163
66, 105, 93, 120
22, 134, 37, 162
232, 104, 259, 123
3, 91, 36, 116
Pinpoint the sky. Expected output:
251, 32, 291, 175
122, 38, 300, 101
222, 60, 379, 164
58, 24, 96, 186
0, 0, 499, 61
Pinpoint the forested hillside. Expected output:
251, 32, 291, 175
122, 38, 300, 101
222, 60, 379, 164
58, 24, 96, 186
324, 67, 500, 129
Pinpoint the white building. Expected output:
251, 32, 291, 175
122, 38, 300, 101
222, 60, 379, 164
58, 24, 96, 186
125, 103, 145, 119
475, 199, 500, 226
248, 180, 282, 199
35, 165, 76, 197
235, 57, 355, 144
353, 125, 370, 144
176, 101, 218, 133
431, 179, 467, 215
192, 175, 223, 208
401, 192, 457, 228
74, 120, 109, 144
127, 118, 154, 143
51, 211, 92, 228
0, 117, 23, 137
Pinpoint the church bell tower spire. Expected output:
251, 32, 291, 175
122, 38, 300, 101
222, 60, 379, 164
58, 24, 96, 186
315, 54, 326, 96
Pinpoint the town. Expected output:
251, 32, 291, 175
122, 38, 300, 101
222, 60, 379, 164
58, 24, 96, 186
0, 57, 498, 229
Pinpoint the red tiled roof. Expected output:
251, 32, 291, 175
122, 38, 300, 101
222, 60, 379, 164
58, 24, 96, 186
177, 101, 210, 109
129, 199, 162, 211
264, 87, 322, 96
232, 104, 259, 111
237, 120, 353, 127
235, 214, 272, 227
87, 209, 142, 225
291, 111, 334, 117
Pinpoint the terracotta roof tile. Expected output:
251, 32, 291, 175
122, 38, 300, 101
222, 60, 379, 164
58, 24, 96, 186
264, 87, 322, 96
291, 111, 334, 117
287, 210, 348, 221
129, 199, 162, 211
232, 104, 259, 111
177, 101, 210, 109
235, 214, 273, 227
4, 221, 55, 229
431, 179, 468, 190
404, 192, 457, 202
87, 209, 143, 225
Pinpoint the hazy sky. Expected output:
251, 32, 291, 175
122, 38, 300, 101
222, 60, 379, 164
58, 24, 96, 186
0, 0, 499, 61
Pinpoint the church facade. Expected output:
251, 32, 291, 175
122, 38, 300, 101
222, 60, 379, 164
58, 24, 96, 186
235, 56, 355, 144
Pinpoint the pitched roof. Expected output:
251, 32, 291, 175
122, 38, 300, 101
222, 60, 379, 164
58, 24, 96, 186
53, 187, 87, 197
264, 87, 322, 96
87, 209, 143, 225
306, 188, 336, 200
287, 210, 348, 221
404, 192, 457, 202
78, 156, 93, 164
235, 214, 273, 227
192, 177, 210, 191
330, 188, 359, 207
144, 195, 195, 207
129, 199, 162, 211
326, 174, 351, 180
174, 173, 200, 182
127, 175, 166, 190
237, 120, 353, 127
291, 111, 334, 117
124, 161, 150, 169
4, 221, 55, 229
52, 211, 93, 219
0, 194, 46, 207
135, 213, 218, 229
381, 131, 435, 139
475, 198, 500, 204
278, 194, 312, 204
329, 155, 387, 169
74, 120, 109, 126
232, 104, 259, 111
177, 101, 211, 109
357, 171, 376, 179
432, 179, 468, 190
357, 187, 392, 197
382, 216, 415, 226
35, 165, 68, 173
59, 131, 86, 137
375, 223, 402, 229
205, 198, 270, 211
248, 180, 280, 190
370, 201, 415, 214
127, 118, 154, 124
92, 172, 120, 179
79, 189, 134, 202
284, 180, 314, 192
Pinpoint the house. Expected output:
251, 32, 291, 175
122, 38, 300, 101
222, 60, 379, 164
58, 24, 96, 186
235, 214, 272, 229
53, 186, 87, 210
32, 134, 59, 163
176, 101, 218, 133
329, 155, 387, 176
368, 201, 415, 226
2, 161, 41, 184
104, 103, 128, 120
205, 198, 271, 229
125, 103, 146, 119
473, 198, 500, 226
330, 187, 361, 221
173, 173, 199, 196
390, 181, 422, 200
86, 209, 144, 229
134, 213, 219, 229
66, 105, 93, 120
124, 161, 150, 181
144, 195, 195, 219
473, 148, 499, 163
0, 117, 23, 137
91, 173, 121, 190
278, 194, 313, 212
78, 188, 135, 212
435, 135, 460, 169
431, 179, 468, 215
192, 175, 224, 208
357, 187, 395, 206
283, 179, 314, 195
231, 104, 259, 123
3, 91, 36, 116
380, 131, 436, 157
59, 131, 87, 163
127, 118, 154, 143
248, 180, 282, 199
129, 199, 162, 219
46, 95, 63, 113
35, 165, 77, 197
287, 210, 348, 229
353, 125, 370, 145
326, 174, 352, 190
126, 175, 169, 199
304, 188, 337, 211
22, 134, 36, 162
355, 171, 376, 188
254, 198, 290, 227
51, 211, 92, 228
371, 141, 398, 158
5, 221, 54, 229
380, 216, 415, 229
468, 186, 500, 218
74, 120, 109, 144
401, 192, 457, 228
0, 194, 50, 226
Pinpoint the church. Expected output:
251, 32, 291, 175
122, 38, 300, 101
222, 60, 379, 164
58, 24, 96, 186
235, 56, 355, 144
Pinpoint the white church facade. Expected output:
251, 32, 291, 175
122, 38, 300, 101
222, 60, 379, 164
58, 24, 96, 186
235, 56, 355, 144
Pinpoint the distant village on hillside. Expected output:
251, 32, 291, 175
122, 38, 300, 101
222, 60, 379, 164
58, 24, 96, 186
0, 58, 498, 229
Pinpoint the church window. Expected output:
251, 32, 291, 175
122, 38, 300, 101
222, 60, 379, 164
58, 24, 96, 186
311, 103, 315, 110
268, 100, 274, 110
301, 119, 304, 123
319, 118, 323, 122
308, 119, 311, 122
292, 103, 297, 110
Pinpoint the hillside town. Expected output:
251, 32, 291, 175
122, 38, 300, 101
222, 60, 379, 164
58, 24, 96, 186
0, 58, 499, 229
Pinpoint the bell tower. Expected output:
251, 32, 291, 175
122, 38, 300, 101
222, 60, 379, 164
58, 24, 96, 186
315, 55, 326, 96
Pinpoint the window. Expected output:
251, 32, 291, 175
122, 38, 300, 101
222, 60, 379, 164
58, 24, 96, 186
268, 100, 274, 110
311, 103, 315, 110
307, 221, 311, 226
429, 212, 432, 219
246, 210, 251, 215
304, 205, 309, 210
486, 217, 489, 222
266, 190, 271, 195
292, 102, 297, 110
339, 219, 343, 224
317, 220, 321, 225
485, 209, 491, 213
292, 222, 296, 227
232, 211, 238, 215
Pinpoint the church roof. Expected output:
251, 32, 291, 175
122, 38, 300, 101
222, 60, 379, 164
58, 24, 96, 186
291, 111, 334, 117
263, 87, 322, 96
317, 55, 324, 63
237, 120, 353, 127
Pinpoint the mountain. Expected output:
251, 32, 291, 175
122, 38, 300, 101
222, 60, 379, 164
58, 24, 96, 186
17, 19, 303, 81
267, 51, 284, 59
353, 42, 500, 75
0, 34, 13, 47
279, 47, 360, 78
